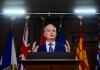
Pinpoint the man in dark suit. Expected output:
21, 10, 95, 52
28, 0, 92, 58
32, 24, 70, 52
37, 42, 66, 52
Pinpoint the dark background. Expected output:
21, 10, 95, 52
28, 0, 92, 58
0, 15, 99, 70
0, 0, 100, 70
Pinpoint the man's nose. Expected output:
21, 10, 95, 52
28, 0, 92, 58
50, 31, 53, 34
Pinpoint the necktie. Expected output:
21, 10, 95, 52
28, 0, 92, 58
48, 43, 53, 52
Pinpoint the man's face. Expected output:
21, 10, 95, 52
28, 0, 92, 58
44, 25, 57, 40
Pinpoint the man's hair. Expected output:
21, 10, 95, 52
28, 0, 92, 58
44, 24, 56, 33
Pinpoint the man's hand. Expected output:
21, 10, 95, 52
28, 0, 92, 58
64, 40, 71, 52
32, 41, 38, 52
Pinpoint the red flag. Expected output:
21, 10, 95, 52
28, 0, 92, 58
19, 23, 31, 59
76, 19, 90, 70
19, 23, 32, 70
39, 17, 45, 45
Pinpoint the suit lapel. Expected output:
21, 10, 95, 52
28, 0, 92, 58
54, 42, 57, 52
43, 43, 47, 52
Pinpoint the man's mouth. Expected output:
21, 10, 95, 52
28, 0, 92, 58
50, 35, 53, 36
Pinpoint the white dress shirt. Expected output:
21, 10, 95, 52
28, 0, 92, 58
46, 41, 55, 52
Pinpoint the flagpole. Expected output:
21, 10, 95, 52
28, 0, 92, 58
41, 16, 45, 25
59, 15, 63, 27
25, 15, 30, 25
11, 16, 15, 32
78, 16, 83, 25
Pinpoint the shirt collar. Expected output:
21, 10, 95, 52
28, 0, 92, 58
46, 41, 56, 52
46, 41, 55, 45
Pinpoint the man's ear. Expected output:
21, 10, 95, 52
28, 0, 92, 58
44, 33, 45, 37
56, 32, 58, 36
55, 32, 57, 37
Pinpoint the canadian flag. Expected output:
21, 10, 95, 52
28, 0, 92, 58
39, 22, 45, 45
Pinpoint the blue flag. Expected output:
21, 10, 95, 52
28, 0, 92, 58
0, 30, 17, 69
56, 24, 65, 45
0, 57, 2, 69
1, 30, 12, 69
96, 42, 100, 70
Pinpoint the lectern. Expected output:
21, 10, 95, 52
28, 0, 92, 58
21, 59, 81, 70
20, 52, 81, 70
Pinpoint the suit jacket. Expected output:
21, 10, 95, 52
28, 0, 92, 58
37, 42, 66, 52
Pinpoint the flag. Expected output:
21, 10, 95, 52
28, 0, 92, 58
0, 30, 17, 70
56, 24, 70, 52
56, 24, 65, 45
19, 23, 31, 60
19, 23, 31, 70
76, 19, 90, 70
39, 19, 45, 45
96, 42, 100, 70
0, 57, 2, 69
